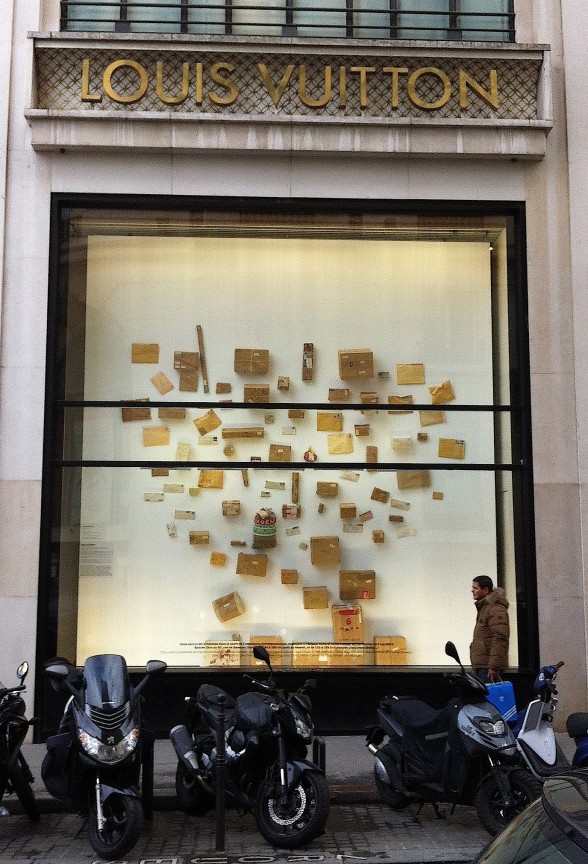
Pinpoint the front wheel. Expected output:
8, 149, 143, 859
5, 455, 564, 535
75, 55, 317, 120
373, 765, 412, 810
475, 768, 542, 836
9, 762, 40, 821
87, 792, 142, 860
255, 770, 330, 849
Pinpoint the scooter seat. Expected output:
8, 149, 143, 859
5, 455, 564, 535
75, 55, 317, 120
197, 684, 236, 715
567, 712, 588, 738
385, 698, 449, 734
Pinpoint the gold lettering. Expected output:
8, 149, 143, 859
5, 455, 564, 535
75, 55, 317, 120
459, 68, 499, 110
383, 66, 408, 108
103, 60, 148, 104
258, 63, 295, 107
156, 61, 189, 105
339, 66, 347, 108
350, 67, 376, 108
81, 59, 102, 102
299, 65, 332, 109
407, 67, 451, 110
195, 62, 204, 105
208, 62, 239, 105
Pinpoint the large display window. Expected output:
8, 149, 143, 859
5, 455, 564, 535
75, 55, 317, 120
40, 198, 535, 678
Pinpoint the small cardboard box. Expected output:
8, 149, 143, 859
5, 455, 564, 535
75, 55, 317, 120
158, 407, 187, 421
249, 636, 284, 666
329, 388, 350, 402
281, 568, 299, 584
174, 351, 199, 371
339, 570, 376, 601
374, 636, 408, 665
317, 412, 343, 432
316, 482, 339, 498
237, 553, 268, 577
438, 438, 466, 460
396, 470, 431, 490
194, 409, 222, 436
234, 348, 270, 375
269, 444, 292, 462
244, 384, 270, 403
222, 500, 241, 517
132, 343, 159, 364
338, 349, 374, 381
204, 640, 242, 666
303, 586, 329, 609
310, 536, 340, 567
142, 426, 170, 447
189, 531, 210, 545
213, 592, 245, 622
340, 503, 357, 520
332, 604, 364, 642
122, 400, 151, 422
222, 426, 265, 439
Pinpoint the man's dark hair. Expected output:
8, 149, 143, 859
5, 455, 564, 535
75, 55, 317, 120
473, 574, 494, 592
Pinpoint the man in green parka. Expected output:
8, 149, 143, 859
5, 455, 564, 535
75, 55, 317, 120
469, 574, 510, 682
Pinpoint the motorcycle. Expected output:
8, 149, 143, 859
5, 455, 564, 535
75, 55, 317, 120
42, 654, 167, 860
0, 661, 39, 820
171, 645, 330, 848
366, 640, 542, 836
511, 661, 588, 777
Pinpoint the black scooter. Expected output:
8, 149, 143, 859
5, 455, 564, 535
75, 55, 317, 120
366, 641, 542, 835
171, 645, 330, 848
0, 661, 39, 820
42, 654, 166, 860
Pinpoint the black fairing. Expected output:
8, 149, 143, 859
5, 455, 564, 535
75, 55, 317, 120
234, 692, 274, 730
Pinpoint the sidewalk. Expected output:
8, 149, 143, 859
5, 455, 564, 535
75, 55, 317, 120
0, 736, 525, 864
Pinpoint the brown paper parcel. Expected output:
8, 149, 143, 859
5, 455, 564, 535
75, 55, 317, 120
303, 586, 329, 609
396, 363, 425, 385
327, 433, 354, 455
132, 343, 159, 364
429, 379, 456, 404
212, 592, 245, 623
396, 470, 431, 490
332, 604, 364, 642
194, 409, 222, 436
310, 536, 340, 567
317, 412, 343, 432
198, 470, 224, 489
438, 438, 466, 459
339, 570, 376, 601
236, 552, 268, 577
142, 426, 170, 447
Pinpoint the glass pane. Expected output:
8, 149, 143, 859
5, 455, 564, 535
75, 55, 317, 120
186, 0, 226, 34
397, 0, 450, 39
230, 0, 285, 35
459, 0, 510, 40
295, 0, 347, 38
354, 0, 391, 39
126, 0, 181, 33
65, 1, 118, 31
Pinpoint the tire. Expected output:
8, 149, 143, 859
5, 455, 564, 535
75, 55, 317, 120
255, 769, 330, 849
175, 761, 215, 816
373, 765, 412, 810
87, 792, 142, 860
475, 768, 542, 836
9, 762, 40, 821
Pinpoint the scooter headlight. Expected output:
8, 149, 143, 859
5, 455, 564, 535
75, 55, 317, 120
476, 718, 506, 736
79, 728, 140, 763
294, 714, 313, 742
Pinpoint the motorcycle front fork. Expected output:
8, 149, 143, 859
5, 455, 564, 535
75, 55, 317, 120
487, 755, 514, 808
94, 776, 106, 831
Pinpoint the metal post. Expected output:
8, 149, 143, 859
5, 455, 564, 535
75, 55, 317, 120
215, 695, 226, 852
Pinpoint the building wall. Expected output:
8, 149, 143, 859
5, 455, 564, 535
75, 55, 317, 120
1, 0, 587, 727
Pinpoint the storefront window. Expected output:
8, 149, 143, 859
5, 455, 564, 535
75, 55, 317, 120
42, 200, 533, 672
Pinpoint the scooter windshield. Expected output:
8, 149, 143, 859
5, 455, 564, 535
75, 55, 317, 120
83, 654, 131, 709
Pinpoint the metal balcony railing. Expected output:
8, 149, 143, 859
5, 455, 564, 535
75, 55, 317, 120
59, 0, 515, 41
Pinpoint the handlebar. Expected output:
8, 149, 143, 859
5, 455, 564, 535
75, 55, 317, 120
0, 684, 26, 698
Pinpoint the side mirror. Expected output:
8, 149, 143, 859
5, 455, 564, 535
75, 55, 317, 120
445, 641, 461, 664
253, 646, 271, 666
303, 678, 317, 691
146, 660, 167, 675
44, 663, 71, 681
17, 661, 29, 683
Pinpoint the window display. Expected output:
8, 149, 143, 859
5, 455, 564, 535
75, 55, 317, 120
45, 202, 528, 672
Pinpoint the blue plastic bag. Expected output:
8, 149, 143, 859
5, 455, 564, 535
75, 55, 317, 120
485, 680, 517, 723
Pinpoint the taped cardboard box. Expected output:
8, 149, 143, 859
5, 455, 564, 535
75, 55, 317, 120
269, 444, 292, 462
122, 399, 151, 422
397, 470, 431, 490
303, 586, 329, 609
204, 640, 242, 666
194, 409, 222, 436
374, 636, 408, 665
236, 552, 268, 578
316, 482, 339, 498
281, 569, 299, 584
340, 503, 357, 519
244, 384, 270, 403
234, 348, 270, 375
332, 604, 364, 643
339, 570, 376, 601
189, 531, 210, 545
249, 636, 284, 666
213, 592, 245, 623
338, 349, 374, 381
174, 351, 199, 371
310, 536, 340, 567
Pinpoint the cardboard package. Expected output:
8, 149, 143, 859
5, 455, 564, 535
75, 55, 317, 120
158, 407, 187, 420
332, 603, 364, 642
429, 379, 456, 404
438, 438, 466, 459
212, 592, 245, 622
396, 470, 431, 490
303, 586, 329, 609
338, 349, 374, 381
388, 395, 414, 414
194, 409, 222, 436
236, 552, 268, 577
339, 570, 376, 601
198, 470, 224, 489
222, 426, 265, 439
327, 433, 353, 455
204, 639, 242, 666
142, 426, 170, 447
396, 363, 425, 385
340, 503, 357, 519
310, 536, 340, 567
122, 400, 151, 422
234, 348, 270, 375
316, 482, 339, 497
222, 500, 241, 517
329, 388, 350, 402
374, 636, 408, 665
420, 410, 446, 427
244, 384, 270, 403
269, 444, 292, 463
317, 412, 343, 432
131, 343, 159, 364
281, 569, 299, 584
151, 372, 174, 395
189, 531, 210, 545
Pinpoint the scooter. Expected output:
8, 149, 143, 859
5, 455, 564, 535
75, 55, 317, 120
42, 654, 166, 860
0, 661, 39, 820
366, 641, 542, 836
512, 661, 588, 778
171, 645, 330, 849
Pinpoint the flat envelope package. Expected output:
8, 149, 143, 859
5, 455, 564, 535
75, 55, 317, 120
198, 470, 224, 489
327, 433, 354, 455
396, 363, 425, 385
317, 412, 343, 432
194, 409, 222, 436
438, 438, 466, 459
310, 536, 340, 567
